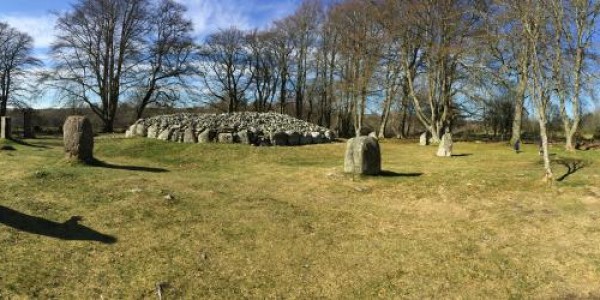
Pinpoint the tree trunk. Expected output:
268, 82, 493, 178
538, 118, 553, 181
510, 93, 525, 145
0, 98, 6, 117
378, 91, 393, 139
102, 119, 114, 133
510, 46, 529, 146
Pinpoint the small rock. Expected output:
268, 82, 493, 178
200, 252, 208, 260
353, 186, 370, 193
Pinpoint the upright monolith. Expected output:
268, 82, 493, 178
63, 116, 94, 163
419, 132, 430, 146
436, 131, 453, 157
344, 136, 381, 175
1, 116, 11, 139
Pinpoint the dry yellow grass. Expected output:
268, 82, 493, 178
0, 136, 599, 298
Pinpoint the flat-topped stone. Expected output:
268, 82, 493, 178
344, 136, 381, 175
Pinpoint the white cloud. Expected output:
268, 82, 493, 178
0, 14, 57, 50
176, 0, 297, 40
1, 1, 298, 49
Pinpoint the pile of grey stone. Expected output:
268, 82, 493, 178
125, 112, 335, 146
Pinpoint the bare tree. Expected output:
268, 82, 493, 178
314, 5, 339, 128
549, 0, 600, 151
519, 0, 555, 180
247, 30, 279, 112
403, 0, 485, 143
44, 0, 196, 132
376, 0, 420, 138
0, 22, 39, 116
199, 27, 253, 113
46, 0, 148, 132
267, 23, 294, 114
131, 0, 198, 120
331, 0, 384, 136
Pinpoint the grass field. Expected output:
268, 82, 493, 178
1, 136, 599, 298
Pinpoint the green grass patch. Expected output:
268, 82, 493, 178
1, 137, 600, 298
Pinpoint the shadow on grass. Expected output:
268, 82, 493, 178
379, 170, 423, 177
553, 158, 590, 182
0, 205, 117, 244
89, 159, 168, 173
8, 138, 50, 149
452, 153, 473, 157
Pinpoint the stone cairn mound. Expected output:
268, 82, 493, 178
126, 112, 335, 146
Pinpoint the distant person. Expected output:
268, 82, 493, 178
514, 139, 521, 153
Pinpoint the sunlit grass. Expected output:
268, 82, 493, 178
1, 136, 599, 298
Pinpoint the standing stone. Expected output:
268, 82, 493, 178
271, 131, 289, 146
311, 132, 323, 144
344, 136, 381, 175
300, 133, 313, 145
125, 124, 137, 138
157, 129, 170, 140
437, 132, 453, 157
420, 132, 430, 146
169, 128, 182, 143
286, 131, 301, 146
218, 132, 234, 144
324, 130, 335, 142
183, 128, 197, 143
23, 109, 35, 139
1, 116, 12, 139
63, 116, 94, 163
198, 129, 215, 143
135, 122, 147, 137
236, 130, 254, 145
147, 125, 159, 138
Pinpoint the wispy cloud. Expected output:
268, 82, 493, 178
176, 0, 298, 40
1, 1, 299, 50
0, 14, 57, 50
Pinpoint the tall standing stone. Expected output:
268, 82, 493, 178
236, 130, 254, 145
271, 131, 289, 146
436, 132, 453, 157
63, 116, 94, 163
198, 129, 215, 143
23, 109, 35, 138
1, 116, 11, 139
419, 132, 430, 146
344, 136, 381, 175
183, 128, 197, 143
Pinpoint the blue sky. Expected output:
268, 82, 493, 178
0, 0, 301, 108
0, 0, 301, 51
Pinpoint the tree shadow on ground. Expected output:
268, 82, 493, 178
2, 137, 48, 149
0, 205, 116, 244
8, 138, 50, 149
0, 145, 16, 151
553, 158, 590, 182
452, 153, 473, 157
89, 159, 168, 173
379, 170, 423, 177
